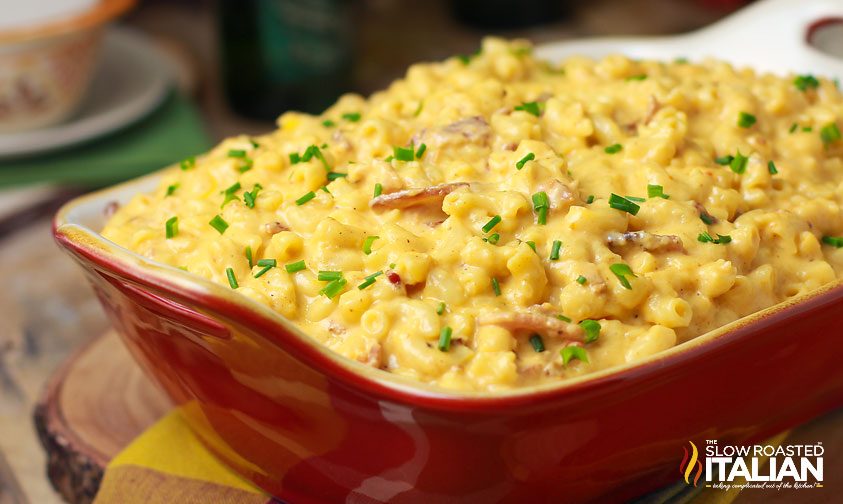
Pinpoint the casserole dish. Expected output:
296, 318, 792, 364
0, 0, 136, 132
54, 0, 843, 502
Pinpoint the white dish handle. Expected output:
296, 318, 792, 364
536, 0, 843, 79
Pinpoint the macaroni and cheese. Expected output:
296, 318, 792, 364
102, 38, 843, 391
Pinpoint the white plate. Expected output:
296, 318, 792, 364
0, 27, 171, 160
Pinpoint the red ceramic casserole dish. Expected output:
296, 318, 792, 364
54, 1, 843, 502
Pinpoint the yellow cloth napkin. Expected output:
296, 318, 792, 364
93, 407, 840, 503
93, 410, 274, 504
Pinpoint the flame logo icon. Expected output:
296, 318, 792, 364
679, 441, 703, 486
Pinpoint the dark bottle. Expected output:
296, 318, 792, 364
218, 0, 354, 120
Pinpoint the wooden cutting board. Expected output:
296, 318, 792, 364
33, 332, 170, 504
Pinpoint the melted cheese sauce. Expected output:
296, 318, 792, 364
103, 38, 843, 391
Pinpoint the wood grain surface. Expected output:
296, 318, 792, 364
34, 333, 170, 504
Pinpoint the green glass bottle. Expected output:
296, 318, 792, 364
218, 0, 353, 119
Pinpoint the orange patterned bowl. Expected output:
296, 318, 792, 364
54, 171, 843, 503
0, 0, 135, 132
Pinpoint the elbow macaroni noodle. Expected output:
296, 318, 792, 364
103, 38, 843, 391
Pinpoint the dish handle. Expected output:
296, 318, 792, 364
685, 0, 843, 78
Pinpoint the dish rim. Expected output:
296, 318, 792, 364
53, 167, 843, 411
0, 0, 136, 45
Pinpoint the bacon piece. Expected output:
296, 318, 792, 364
606, 231, 684, 253
643, 95, 661, 125
536, 179, 579, 210
358, 342, 382, 368
370, 182, 468, 210
412, 116, 492, 149
104, 201, 120, 218
477, 310, 584, 343
263, 221, 289, 235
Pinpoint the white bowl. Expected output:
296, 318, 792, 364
0, 0, 136, 132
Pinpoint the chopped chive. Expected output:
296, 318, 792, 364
794, 74, 820, 91
491, 277, 501, 296
579, 319, 601, 343
803, 126, 813, 132
675, 57, 689, 64
285, 260, 306, 273
209, 215, 229, 234
586, 195, 595, 204
322, 119, 335, 127
415, 143, 427, 159
225, 267, 238, 289
557, 314, 572, 322
257, 259, 277, 267
525, 241, 537, 252
604, 143, 623, 154
730, 151, 748, 174
318, 270, 343, 281
384, 155, 394, 162
295, 191, 316, 205
298, 144, 331, 171
363, 235, 380, 255
223, 182, 241, 195
561, 346, 588, 365
165, 216, 178, 239
373, 183, 383, 197
625, 196, 646, 202
532, 191, 550, 225
326, 171, 347, 181
822, 236, 843, 248
413, 100, 424, 117
789, 123, 798, 133
715, 155, 734, 165
393, 144, 415, 162
244, 184, 261, 209
228, 149, 247, 158
320, 278, 347, 299
626, 74, 647, 81
289, 153, 301, 164
516, 152, 535, 170
549, 240, 562, 260
166, 183, 179, 197
436, 302, 446, 315
482, 215, 502, 233
609, 263, 636, 290
514, 101, 542, 117
238, 158, 253, 173
576, 275, 587, 285
341, 112, 361, 122
700, 211, 716, 225
438, 326, 453, 351
647, 184, 669, 199
529, 334, 545, 352
254, 265, 273, 278
320, 185, 329, 193
250, 139, 259, 148
486, 233, 500, 245
357, 271, 383, 290
698, 232, 731, 244
821, 122, 841, 146
768, 160, 778, 175
245, 246, 254, 267
737, 112, 757, 128
180, 156, 195, 170
608, 193, 640, 215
